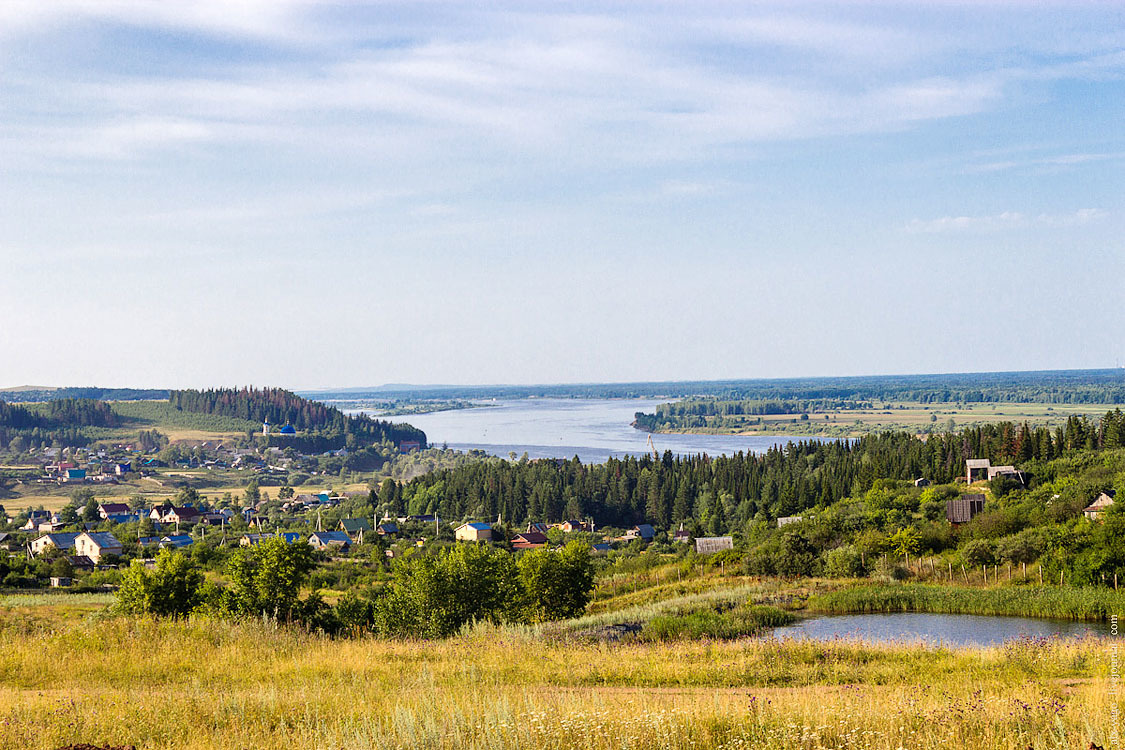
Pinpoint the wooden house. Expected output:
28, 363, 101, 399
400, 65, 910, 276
1084, 491, 1116, 521
946, 494, 985, 525
511, 531, 548, 549
455, 522, 493, 542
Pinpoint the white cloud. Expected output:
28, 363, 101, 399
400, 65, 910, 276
0, 0, 315, 41
967, 151, 1125, 173
906, 208, 1107, 233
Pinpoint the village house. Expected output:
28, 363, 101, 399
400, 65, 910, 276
965, 458, 1028, 485
74, 531, 123, 563
20, 510, 51, 531
455, 522, 493, 542
694, 536, 734, 555
376, 522, 399, 536
511, 531, 548, 549
97, 502, 131, 519
672, 529, 692, 543
159, 535, 193, 549
965, 458, 991, 483
308, 530, 352, 550
31, 532, 80, 556
560, 519, 592, 533
1084, 491, 1116, 521
239, 532, 301, 547
624, 524, 655, 542
339, 518, 371, 537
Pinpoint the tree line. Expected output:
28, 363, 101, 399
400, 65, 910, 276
117, 537, 595, 637
376, 412, 1125, 532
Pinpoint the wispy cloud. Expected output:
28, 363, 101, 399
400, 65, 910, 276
906, 208, 1108, 233
967, 151, 1125, 173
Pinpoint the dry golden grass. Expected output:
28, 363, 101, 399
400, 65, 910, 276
160, 428, 247, 443
0, 610, 1117, 750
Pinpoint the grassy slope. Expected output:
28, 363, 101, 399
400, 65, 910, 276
0, 613, 1113, 750
1, 571, 1120, 749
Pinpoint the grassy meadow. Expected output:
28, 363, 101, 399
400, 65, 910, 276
0, 613, 1117, 750
0, 579, 1121, 750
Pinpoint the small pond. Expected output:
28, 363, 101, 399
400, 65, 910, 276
769, 613, 1111, 648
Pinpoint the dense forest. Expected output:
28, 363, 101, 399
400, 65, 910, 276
0, 398, 121, 449
304, 369, 1125, 404
170, 387, 427, 450
379, 411, 1125, 530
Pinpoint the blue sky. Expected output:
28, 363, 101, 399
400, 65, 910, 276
1, 1, 1122, 389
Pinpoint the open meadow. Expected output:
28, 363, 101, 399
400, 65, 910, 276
0, 582, 1120, 750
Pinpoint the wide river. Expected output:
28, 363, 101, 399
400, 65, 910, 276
349, 398, 833, 463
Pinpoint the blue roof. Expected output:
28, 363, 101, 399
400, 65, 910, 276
310, 531, 352, 544
160, 535, 193, 548
464, 522, 492, 530
83, 532, 121, 548
279, 424, 296, 434
39, 533, 80, 548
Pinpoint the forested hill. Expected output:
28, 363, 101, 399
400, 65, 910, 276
389, 410, 1125, 528
169, 387, 427, 450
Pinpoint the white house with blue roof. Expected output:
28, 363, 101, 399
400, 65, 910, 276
454, 522, 493, 542
74, 531, 122, 563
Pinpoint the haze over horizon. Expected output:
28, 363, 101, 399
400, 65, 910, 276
2, 1, 1122, 389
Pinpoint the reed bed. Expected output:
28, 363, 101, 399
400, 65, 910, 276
809, 583, 1125, 621
0, 613, 1117, 750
